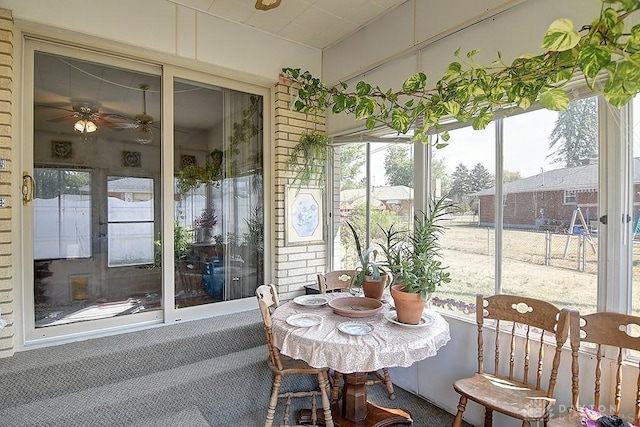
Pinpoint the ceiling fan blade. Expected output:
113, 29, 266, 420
49, 114, 78, 122
101, 114, 139, 129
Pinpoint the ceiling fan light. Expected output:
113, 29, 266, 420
255, 0, 281, 11
136, 125, 153, 144
74, 119, 97, 133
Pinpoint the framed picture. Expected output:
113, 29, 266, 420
123, 151, 141, 167
181, 154, 196, 168
52, 140, 72, 158
285, 185, 324, 245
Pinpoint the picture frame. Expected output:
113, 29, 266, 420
52, 140, 72, 158
285, 185, 324, 245
123, 151, 141, 167
181, 154, 196, 168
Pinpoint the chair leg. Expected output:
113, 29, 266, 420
265, 374, 282, 427
331, 371, 342, 402
452, 395, 467, 427
381, 368, 395, 400
318, 371, 334, 427
484, 408, 493, 427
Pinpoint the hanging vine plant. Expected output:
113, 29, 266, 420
286, 130, 332, 186
282, 0, 640, 146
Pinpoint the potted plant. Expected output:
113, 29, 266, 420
194, 207, 218, 243
286, 130, 331, 187
345, 220, 388, 300
383, 196, 453, 324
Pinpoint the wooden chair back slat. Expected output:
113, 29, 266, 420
523, 324, 531, 383
508, 322, 516, 379
317, 270, 356, 293
536, 331, 545, 389
568, 311, 640, 425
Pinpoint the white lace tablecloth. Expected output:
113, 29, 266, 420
271, 293, 451, 374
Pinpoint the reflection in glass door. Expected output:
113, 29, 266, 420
31, 49, 162, 329
173, 78, 263, 308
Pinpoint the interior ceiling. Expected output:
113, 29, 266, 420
172, 0, 408, 49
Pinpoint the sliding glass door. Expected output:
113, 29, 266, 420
24, 41, 266, 342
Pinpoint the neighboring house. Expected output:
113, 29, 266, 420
340, 185, 414, 217
474, 160, 619, 231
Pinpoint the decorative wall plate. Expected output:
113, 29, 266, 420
52, 141, 72, 158
123, 151, 141, 167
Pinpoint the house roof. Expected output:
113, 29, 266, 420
341, 185, 413, 203
475, 159, 640, 196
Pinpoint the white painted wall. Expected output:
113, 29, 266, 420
0, 0, 322, 82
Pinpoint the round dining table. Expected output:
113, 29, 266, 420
270, 292, 451, 427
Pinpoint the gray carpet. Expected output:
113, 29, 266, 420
0, 309, 469, 426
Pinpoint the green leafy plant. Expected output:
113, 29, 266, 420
177, 149, 223, 194
345, 220, 385, 289
377, 196, 454, 301
286, 130, 332, 186
153, 222, 192, 267
283, 0, 640, 146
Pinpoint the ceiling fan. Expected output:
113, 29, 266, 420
255, 0, 281, 11
42, 101, 122, 134
102, 84, 155, 144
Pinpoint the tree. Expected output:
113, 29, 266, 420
384, 145, 413, 187
547, 97, 598, 167
469, 163, 494, 193
339, 144, 365, 189
430, 156, 451, 197
503, 170, 522, 183
450, 164, 471, 203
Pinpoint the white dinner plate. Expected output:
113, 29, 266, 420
337, 321, 374, 336
384, 311, 435, 328
286, 313, 323, 328
293, 295, 330, 307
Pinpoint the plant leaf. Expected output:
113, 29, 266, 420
578, 44, 611, 78
402, 72, 427, 92
540, 88, 570, 111
541, 18, 581, 52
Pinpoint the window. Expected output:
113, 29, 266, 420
564, 190, 577, 205
33, 168, 91, 260
107, 176, 155, 267
430, 125, 496, 312
502, 98, 598, 314
334, 141, 414, 271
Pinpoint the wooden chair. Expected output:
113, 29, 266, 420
176, 259, 202, 295
451, 294, 571, 427
255, 284, 334, 427
317, 271, 396, 401
548, 311, 640, 426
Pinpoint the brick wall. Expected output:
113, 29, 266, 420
273, 76, 327, 301
0, 8, 13, 358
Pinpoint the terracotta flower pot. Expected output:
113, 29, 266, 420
391, 284, 426, 325
362, 273, 387, 300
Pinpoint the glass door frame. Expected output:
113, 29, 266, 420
21, 40, 272, 346
162, 66, 271, 323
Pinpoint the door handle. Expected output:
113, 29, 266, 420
22, 173, 35, 205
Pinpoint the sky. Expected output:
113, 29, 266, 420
435, 108, 560, 178
368, 107, 562, 186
